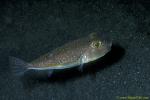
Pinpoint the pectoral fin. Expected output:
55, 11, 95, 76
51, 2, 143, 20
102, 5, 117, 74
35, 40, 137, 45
78, 55, 85, 72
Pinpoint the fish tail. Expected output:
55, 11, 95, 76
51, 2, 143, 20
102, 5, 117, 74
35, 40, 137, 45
9, 56, 30, 76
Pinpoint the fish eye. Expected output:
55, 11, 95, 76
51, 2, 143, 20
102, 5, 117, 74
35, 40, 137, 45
91, 41, 102, 48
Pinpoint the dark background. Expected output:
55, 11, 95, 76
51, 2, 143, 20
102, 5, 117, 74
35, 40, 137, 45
0, 0, 150, 100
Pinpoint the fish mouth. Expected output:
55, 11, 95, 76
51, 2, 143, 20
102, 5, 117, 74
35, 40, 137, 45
103, 39, 112, 52
107, 42, 112, 51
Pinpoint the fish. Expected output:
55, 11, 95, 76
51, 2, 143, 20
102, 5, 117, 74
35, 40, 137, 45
9, 32, 112, 77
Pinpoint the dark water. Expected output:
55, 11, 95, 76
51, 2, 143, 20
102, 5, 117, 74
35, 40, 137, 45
0, 0, 150, 100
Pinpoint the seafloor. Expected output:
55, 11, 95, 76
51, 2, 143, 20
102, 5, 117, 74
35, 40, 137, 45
0, 0, 150, 100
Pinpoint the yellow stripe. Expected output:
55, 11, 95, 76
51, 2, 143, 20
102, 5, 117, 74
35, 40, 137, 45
46, 63, 61, 67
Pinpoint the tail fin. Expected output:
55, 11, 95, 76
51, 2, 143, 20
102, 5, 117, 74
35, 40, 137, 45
9, 56, 30, 76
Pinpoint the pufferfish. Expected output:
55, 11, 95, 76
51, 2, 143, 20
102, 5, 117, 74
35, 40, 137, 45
10, 32, 112, 76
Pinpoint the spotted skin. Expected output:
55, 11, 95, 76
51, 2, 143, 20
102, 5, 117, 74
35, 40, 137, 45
30, 32, 112, 69
31, 37, 91, 68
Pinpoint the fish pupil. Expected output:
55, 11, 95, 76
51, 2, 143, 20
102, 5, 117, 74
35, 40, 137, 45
95, 42, 100, 48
